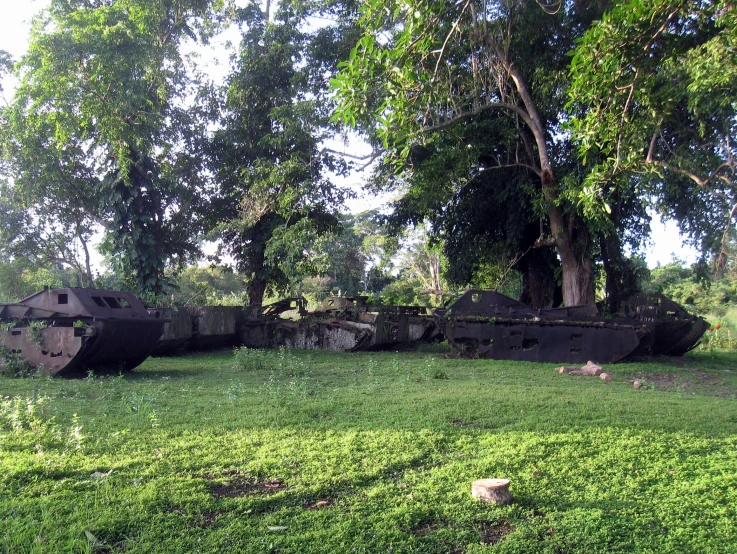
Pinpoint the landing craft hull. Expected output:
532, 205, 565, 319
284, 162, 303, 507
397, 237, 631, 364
1, 288, 165, 376
242, 319, 374, 351
240, 297, 439, 352
436, 290, 650, 364
621, 294, 709, 356
440, 317, 645, 364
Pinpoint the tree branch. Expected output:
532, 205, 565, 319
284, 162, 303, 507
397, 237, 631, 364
648, 159, 734, 188
420, 101, 537, 137
320, 148, 384, 171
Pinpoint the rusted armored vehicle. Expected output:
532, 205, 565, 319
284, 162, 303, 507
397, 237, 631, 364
435, 290, 649, 363
620, 293, 709, 356
150, 306, 246, 355
242, 296, 440, 351
0, 288, 166, 376
435, 290, 708, 363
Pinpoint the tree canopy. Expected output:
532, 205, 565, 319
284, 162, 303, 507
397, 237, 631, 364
569, 0, 737, 276
206, 0, 355, 306
332, 0, 615, 306
2, 0, 734, 310
2, 0, 223, 296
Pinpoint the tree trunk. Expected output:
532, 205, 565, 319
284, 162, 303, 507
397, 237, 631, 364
543, 175, 595, 307
79, 233, 95, 288
560, 253, 594, 306
472, 479, 512, 505
518, 248, 558, 309
248, 276, 267, 308
506, 63, 595, 308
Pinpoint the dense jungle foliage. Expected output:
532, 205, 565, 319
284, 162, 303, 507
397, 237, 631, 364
1, 0, 736, 315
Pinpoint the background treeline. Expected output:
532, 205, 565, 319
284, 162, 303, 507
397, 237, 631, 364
1, 0, 736, 318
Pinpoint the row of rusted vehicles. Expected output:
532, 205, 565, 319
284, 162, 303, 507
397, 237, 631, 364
0, 287, 709, 376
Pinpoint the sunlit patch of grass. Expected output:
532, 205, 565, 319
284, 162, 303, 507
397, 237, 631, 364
1, 349, 736, 552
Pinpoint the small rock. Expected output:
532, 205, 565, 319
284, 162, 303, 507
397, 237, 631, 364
580, 360, 603, 376
600, 372, 613, 382
633, 380, 642, 389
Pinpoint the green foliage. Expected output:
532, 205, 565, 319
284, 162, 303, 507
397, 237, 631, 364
645, 261, 737, 316
1, 349, 737, 551
233, 346, 277, 372
0, 260, 80, 303
26, 320, 48, 348
569, 0, 737, 261
380, 276, 431, 307
207, 2, 352, 305
302, 210, 399, 297
644, 260, 737, 351
0, 347, 35, 378
164, 265, 248, 307
3, 0, 223, 296
700, 325, 737, 352
333, 0, 615, 306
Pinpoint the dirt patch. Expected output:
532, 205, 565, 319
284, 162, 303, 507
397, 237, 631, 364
478, 521, 514, 546
209, 477, 287, 499
409, 519, 448, 536
195, 511, 221, 528
640, 370, 726, 394
303, 498, 336, 510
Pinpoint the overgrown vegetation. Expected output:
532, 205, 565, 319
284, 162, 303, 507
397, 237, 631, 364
1, 349, 736, 552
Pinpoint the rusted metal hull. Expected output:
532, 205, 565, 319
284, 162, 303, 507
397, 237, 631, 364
621, 294, 709, 356
436, 290, 649, 363
240, 297, 440, 352
150, 307, 194, 355
190, 306, 245, 350
440, 317, 645, 363
150, 306, 246, 355
1, 288, 166, 376
242, 319, 373, 351
1, 325, 90, 376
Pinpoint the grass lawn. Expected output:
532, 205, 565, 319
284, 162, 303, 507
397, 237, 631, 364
2, 346, 737, 553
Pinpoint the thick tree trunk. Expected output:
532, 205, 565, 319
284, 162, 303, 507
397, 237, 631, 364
248, 276, 267, 308
518, 248, 557, 309
507, 66, 594, 307
505, 64, 595, 307
543, 173, 595, 307
560, 254, 594, 307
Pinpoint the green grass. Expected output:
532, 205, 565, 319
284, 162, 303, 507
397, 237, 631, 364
2, 347, 737, 553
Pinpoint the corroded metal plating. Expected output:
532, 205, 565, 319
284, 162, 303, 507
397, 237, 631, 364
0, 288, 166, 376
434, 290, 707, 363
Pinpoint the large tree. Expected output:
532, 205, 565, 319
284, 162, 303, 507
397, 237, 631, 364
3, 0, 221, 297
569, 0, 737, 279
333, 0, 612, 306
208, 1, 353, 307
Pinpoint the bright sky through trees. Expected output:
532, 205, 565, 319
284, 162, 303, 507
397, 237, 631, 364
0, 0, 697, 269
